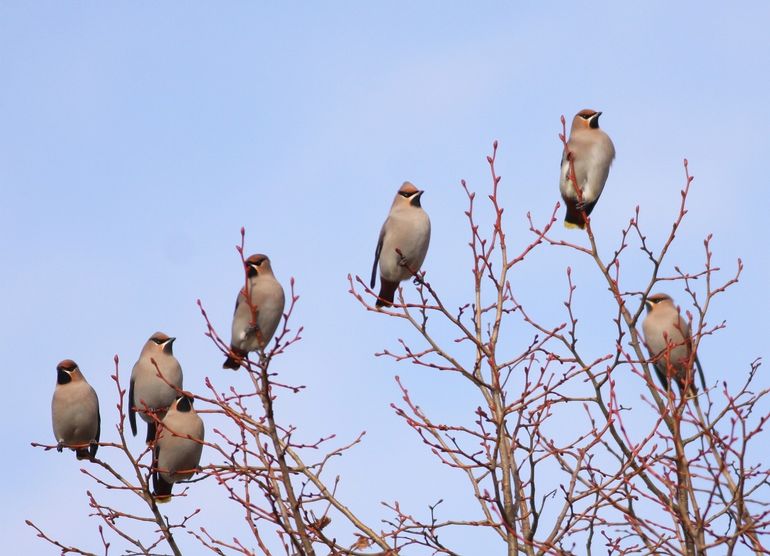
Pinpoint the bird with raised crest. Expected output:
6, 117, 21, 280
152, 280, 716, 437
129, 332, 183, 443
370, 182, 431, 308
642, 293, 706, 395
559, 109, 615, 229
152, 395, 204, 503
52, 359, 100, 461
223, 254, 286, 370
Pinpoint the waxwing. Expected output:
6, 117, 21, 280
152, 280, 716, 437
370, 182, 431, 307
223, 254, 286, 369
559, 109, 615, 229
52, 359, 100, 460
129, 332, 183, 443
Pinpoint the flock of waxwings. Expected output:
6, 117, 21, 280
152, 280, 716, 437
50, 109, 707, 503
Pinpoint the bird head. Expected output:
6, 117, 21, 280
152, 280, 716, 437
573, 109, 603, 131
174, 395, 195, 413
393, 181, 425, 208
245, 254, 272, 278
644, 293, 674, 313
56, 359, 81, 384
148, 331, 176, 354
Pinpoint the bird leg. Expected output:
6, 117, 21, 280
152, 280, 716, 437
396, 253, 424, 285
246, 324, 266, 349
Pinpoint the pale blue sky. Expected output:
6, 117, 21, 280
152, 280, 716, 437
2, 2, 769, 554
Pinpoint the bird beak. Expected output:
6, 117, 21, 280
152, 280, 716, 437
168, 337, 176, 345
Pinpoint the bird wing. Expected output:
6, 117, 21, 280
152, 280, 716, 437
695, 355, 706, 391
682, 319, 707, 391
128, 377, 137, 436
370, 226, 385, 288
152, 442, 161, 490
91, 405, 101, 460
653, 362, 669, 391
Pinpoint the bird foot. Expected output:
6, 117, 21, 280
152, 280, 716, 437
56, 441, 64, 453
245, 324, 264, 342
575, 201, 587, 211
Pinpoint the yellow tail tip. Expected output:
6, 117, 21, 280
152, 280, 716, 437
564, 220, 584, 230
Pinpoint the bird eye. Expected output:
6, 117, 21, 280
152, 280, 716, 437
152, 338, 164, 345
255, 259, 264, 266
399, 191, 411, 198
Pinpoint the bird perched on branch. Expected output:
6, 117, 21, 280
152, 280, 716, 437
559, 109, 615, 229
129, 332, 183, 444
152, 395, 204, 503
370, 181, 431, 308
223, 253, 286, 369
642, 293, 706, 395
51, 359, 100, 460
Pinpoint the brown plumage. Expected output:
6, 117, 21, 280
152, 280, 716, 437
370, 182, 431, 308
129, 332, 183, 443
223, 254, 286, 369
52, 359, 100, 460
152, 395, 205, 502
642, 293, 706, 395
559, 109, 616, 229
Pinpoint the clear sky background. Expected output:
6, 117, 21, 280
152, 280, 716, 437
2, 2, 769, 554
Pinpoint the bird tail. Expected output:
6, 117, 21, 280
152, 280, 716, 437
564, 204, 586, 230
145, 421, 157, 445
653, 364, 670, 392
152, 474, 174, 503
375, 280, 398, 308
223, 348, 246, 370
695, 355, 706, 391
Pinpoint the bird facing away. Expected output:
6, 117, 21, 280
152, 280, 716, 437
223, 254, 286, 370
152, 395, 205, 503
642, 293, 706, 394
129, 332, 183, 444
370, 181, 431, 308
51, 359, 100, 461
559, 109, 616, 229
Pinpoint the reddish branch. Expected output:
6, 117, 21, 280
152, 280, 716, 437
30, 137, 768, 556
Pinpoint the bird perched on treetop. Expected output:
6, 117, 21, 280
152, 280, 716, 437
370, 181, 431, 308
642, 293, 706, 395
559, 109, 615, 229
223, 254, 286, 370
51, 359, 100, 460
129, 332, 183, 444
152, 395, 205, 503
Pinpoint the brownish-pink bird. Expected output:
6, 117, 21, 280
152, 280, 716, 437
642, 293, 706, 394
370, 182, 431, 307
559, 109, 615, 229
